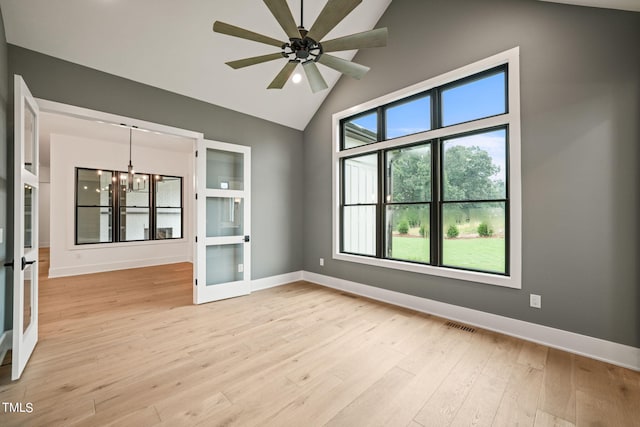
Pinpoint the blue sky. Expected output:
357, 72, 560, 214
349, 70, 506, 138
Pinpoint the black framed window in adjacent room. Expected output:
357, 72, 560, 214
75, 168, 183, 245
332, 48, 521, 289
154, 175, 183, 239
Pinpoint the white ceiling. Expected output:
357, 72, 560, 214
0, 0, 392, 131
1, 1, 637, 131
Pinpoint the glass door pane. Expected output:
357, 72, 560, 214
206, 197, 244, 237
24, 184, 34, 249
23, 263, 34, 333
24, 101, 37, 173
206, 244, 244, 286
206, 148, 244, 190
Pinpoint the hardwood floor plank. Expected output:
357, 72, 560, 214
154, 390, 232, 425
492, 363, 543, 427
517, 341, 549, 370
533, 409, 575, 427
264, 343, 406, 426
325, 366, 415, 426
539, 349, 576, 423
413, 330, 496, 426
574, 355, 640, 426
102, 406, 162, 427
374, 325, 475, 426
450, 373, 509, 427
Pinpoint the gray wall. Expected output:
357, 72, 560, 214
0, 9, 8, 334
8, 45, 305, 282
303, 0, 640, 347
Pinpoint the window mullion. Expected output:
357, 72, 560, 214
150, 176, 156, 240
113, 170, 120, 243
376, 150, 385, 258
432, 140, 441, 267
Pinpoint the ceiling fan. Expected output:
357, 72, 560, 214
213, 0, 388, 93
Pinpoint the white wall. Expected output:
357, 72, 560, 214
39, 166, 50, 247
49, 133, 193, 277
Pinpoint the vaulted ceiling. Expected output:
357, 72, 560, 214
1, 0, 637, 131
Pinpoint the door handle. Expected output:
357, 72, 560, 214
21, 257, 36, 271
244, 235, 250, 242
3, 260, 13, 269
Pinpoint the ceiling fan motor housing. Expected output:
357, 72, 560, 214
286, 28, 323, 62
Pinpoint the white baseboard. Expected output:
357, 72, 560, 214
0, 330, 12, 364
302, 271, 640, 372
252, 271, 303, 292
48, 256, 191, 278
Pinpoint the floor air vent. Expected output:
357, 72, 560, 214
445, 321, 476, 333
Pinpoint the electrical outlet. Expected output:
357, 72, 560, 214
238, 264, 244, 273
530, 294, 541, 309
319, 258, 324, 266
0, 228, 3, 244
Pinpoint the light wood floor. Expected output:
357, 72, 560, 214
0, 252, 638, 426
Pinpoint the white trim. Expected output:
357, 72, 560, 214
0, 330, 12, 364
67, 237, 188, 251
251, 271, 304, 292
332, 47, 522, 289
36, 98, 204, 140
333, 253, 517, 288
301, 271, 640, 372
48, 256, 190, 278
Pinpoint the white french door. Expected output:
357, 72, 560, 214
194, 139, 251, 304
11, 75, 39, 380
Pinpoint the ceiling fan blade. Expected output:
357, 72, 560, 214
226, 53, 285, 69
305, 0, 362, 43
317, 54, 370, 80
302, 61, 329, 93
268, 61, 299, 89
213, 21, 285, 48
263, 0, 301, 40
321, 28, 388, 52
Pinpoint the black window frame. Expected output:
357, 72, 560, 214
75, 167, 184, 245
338, 65, 510, 277
153, 174, 184, 240
339, 152, 380, 258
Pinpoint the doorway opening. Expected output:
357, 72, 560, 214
37, 99, 202, 280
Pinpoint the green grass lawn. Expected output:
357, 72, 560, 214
390, 236, 505, 273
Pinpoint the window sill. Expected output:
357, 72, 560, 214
333, 252, 521, 289
69, 238, 188, 251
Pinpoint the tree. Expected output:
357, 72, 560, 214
387, 144, 503, 228
389, 149, 431, 204
442, 145, 504, 226
443, 145, 502, 201
389, 148, 431, 228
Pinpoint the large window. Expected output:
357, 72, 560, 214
75, 168, 183, 245
333, 48, 521, 288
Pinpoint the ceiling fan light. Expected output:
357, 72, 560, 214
292, 73, 302, 84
